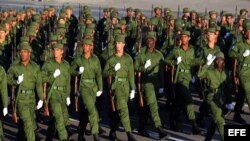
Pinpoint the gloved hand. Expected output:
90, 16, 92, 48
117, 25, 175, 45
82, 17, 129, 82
130, 90, 135, 100
206, 54, 213, 61
53, 69, 61, 78
96, 91, 103, 97
243, 50, 250, 57
206, 56, 216, 66
192, 76, 196, 83
158, 88, 164, 94
3, 107, 8, 117
17, 74, 24, 84
144, 59, 151, 69
114, 63, 121, 71
36, 100, 43, 110
226, 103, 234, 111
66, 97, 71, 106
177, 56, 182, 65
78, 66, 84, 74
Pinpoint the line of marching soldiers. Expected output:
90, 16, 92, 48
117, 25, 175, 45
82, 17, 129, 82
0, 4, 249, 141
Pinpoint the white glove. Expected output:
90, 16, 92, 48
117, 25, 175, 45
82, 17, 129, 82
130, 90, 135, 100
53, 69, 61, 78
144, 59, 151, 69
206, 56, 216, 66
177, 56, 182, 65
206, 54, 213, 61
226, 103, 234, 111
17, 74, 24, 84
114, 63, 121, 71
243, 50, 250, 57
96, 91, 103, 97
192, 76, 196, 83
224, 32, 230, 39
36, 100, 43, 110
3, 107, 8, 117
66, 97, 71, 106
78, 66, 84, 74
158, 88, 164, 94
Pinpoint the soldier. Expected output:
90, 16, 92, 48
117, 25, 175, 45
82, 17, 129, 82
181, 8, 192, 30
0, 66, 8, 140
7, 43, 43, 141
198, 52, 233, 141
103, 35, 137, 141
134, 32, 168, 139
71, 38, 103, 141
164, 31, 201, 134
228, 24, 250, 124
42, 43, 71, 141
240, 8, 248, 18
0, 24, 11, 69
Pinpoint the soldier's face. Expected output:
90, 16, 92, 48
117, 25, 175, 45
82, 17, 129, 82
146, 38, 155, 48
116, 42, 125, 51
83, 44, 93, 53
215, 58, 224, 68
53, 48, 64, 58
207, 32, 216, 42
127, 10, 133, 17
181, 35, 190, 44
245, 30, 250, 39
0, 31, 6, 39
20, 49, 31, 62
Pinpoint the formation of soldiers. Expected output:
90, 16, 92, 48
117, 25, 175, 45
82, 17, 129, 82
0, 4, 249, 141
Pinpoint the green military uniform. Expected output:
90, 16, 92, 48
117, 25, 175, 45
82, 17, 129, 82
0, 66, 8, 140
71, 39, 103, 136
7, 44, 43, 141
103, 35, 136, 141
41, 43, 71, 141
134, 33, 168, 138
164, 31, 201, 133
198, 52, 232, 141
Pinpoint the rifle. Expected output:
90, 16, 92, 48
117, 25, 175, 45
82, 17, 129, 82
151, 4, 154, 17
43, 82, 49, 116
108, 76, 115, 112
99, 6, 101, 21
177, 5, 180, 18
233, 6, 239, 94
74, 76, 78, 112
11, 86, 18, 123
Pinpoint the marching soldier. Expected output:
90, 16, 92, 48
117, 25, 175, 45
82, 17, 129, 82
7, 43, 43, 141
103, 35, 137, 141
198, 52, 233, 141
134, 32, 168, 139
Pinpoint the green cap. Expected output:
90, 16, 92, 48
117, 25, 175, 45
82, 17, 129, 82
238, 15, 246, 20
27, 29, 36, 36
245, 24, 250, 30
53, 43, 64, 49
169, 15, 176, 20
57, 23, 66, 28
127, 7, 133, 11
65, 6, 73, 10
83, 38, 93, 45
114, 29, 121, 35
202, 16, 209, 20
216, 26, 221, 31
103, 8, 109, 12
120, 20, 126, 25
164, 8, 171, 13
50, 34, 58, 41
115, 35, 125, 42
209, 10, 217, 16
147, 31, 156, 39
19, 42, 32, 52
59, 13, 65, 19
84, 28, 94, 36
56, 28, 66, 35
216, 51, 224, 59
183, 8, 189, 13
33, 14, 41, 22
181, 30, 190, 36
0, 24, 6, 31
154, 7, 160, 11
20, 36, 29, 42
110, 12, 118, 19
226, 13, 233, 17
207, 27, 216, 33
86, 23, 95, 29
150, 18, 158, 26
134, 8, 141, 14
240, 8, 248, 14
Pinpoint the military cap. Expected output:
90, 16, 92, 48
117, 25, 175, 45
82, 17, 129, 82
220, 11, 228, 16
86, 23, 95, 29
164, 8, 172, 13
50, 34, 58, 41
26, 29, 36, 36
20, 36, 29, 42
181, 30, 190, 36
65, 6, 73, 10
83, 38, 93, 45
226, 13, 233, 17
5, 18, 12, 23
209, 19, 217, 27
169, 15, 176, 20
216, 26, 221, 31
84, 28, 94, 36
240, 8, 248, 15
175, 25, 182, 32
110, 12, 118, 19
57, 23, 66, 29
215, 51, 224, 59
147, 20, 153, 25
120, 20, 126, 25
56, 28, 66, 35
114, 29, 121, 35
114, 23, 121, 29
59, 13, 66, 19
150, 18, 158, 26
183, 8, 189, 13
53, 43, 64, 49
127, 7, 133, 11
19, 42, 32, 52
207, 27, 216, 33
238, 15, 246, 20
209, 10, 217, 16
115, 35, 125, 42
103, 8, 109, 12
201, 16, 209, 20
83, 5, 90, 11
134, 8, 141, 14
175, 18, 183, 27
245, 24, 250, 30
190, 10, 197, 14
33, 15, 41, 22
147, 31, 156, 39
154, 7, 161, 11
85, 14, 94, 20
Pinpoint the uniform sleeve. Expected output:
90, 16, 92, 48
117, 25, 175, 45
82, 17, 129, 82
70, 58, 80, 76
103, 58, 115, 77
95, 58, 103, 91
0, 69, 8, 107
134, 54, 146, 72
164, 48, 177, 66
128, 57, 135, 90
197, 64, 209, 79
228, 42, 241, 59
7, 65, 18, 86
35, 67, 43, 101
65, 65, 71, 97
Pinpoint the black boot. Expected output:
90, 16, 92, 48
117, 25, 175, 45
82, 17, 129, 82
93, 134, 100, 141
157, 127, 168, 139
127, 132, 137, 141
109, 130, 117, 141
138, 127, 150, 137
66, 125, 74, 138
191, 120, 201, 135
233, 114, 246, 124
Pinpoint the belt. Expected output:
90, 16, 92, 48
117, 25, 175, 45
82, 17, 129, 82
82, 78, 95, 82
20, 90, 33, 94
53, 86, 66, 91
117, 78, 128, 82
242, 63, 250, 67
179, 69, 190, 73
